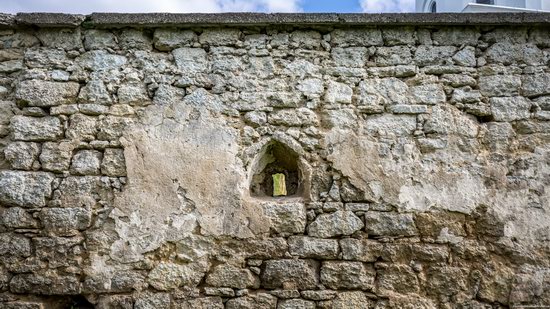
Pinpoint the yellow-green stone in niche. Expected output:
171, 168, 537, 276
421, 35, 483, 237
272, 173, 287, 196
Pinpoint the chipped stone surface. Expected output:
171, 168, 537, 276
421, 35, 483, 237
16, 80, 79, 107
10, 116, 63, 141
0, 171, 53, 207
308, 210, 364, 238
0, 18, 548, 309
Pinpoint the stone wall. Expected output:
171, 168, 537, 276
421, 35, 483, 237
0, 12, 549, 309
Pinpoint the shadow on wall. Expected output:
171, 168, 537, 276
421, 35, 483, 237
249, 140, 310, 200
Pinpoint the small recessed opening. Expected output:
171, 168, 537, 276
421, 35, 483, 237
250, 140, 302, 198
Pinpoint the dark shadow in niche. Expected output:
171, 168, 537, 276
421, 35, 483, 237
250, 140, 304, 198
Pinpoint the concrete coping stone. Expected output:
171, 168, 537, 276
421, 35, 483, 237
0, 12, 547, 29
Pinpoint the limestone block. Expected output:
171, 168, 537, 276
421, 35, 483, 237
205, 264, 260, 289
261, 259, 318, 289
269, 108, 318, 127
199, 29, 241, 46
364, 212, 417, 237
322, 109, 358, 129
479, 75, 521, 97
39, 207, 92, 233
425, 266, 469, 298
101, 148, 126, 176
79, 104, 108, 115
490, 97, 531, 122
1, 207, 38, 228
4, 141, 40, 170
0, 233, 32, 257
83, 29, 118, 50
308, 210, 364, 238
385, 294, 437, 309
301, 290, 337, 301
78, 79, 112, 104
358, 78, 410, 105
24, 48, 71, 69
288, 236, 339, 259
10, 273, 81, 295
244, 111, 267, 127
432, 28, 480, 46
332, 291, 372, 309
172, 47, 208, 73
410, 83, 446, 105
0, 59, 23, 73
340, 238, 383, 262
278, 299, 316, 309
331, 47, 368, 67
147, 262, 206, 291
0, 171, 54, 207
451, 88, 482, 103
389, 104, 428, 114
76, 50, 127, 71
66, 114, 97, 141
290, 30, 321, 49
324, 81, 353, 104
452, 46, 476, 66
153, 84, 185, 106
382, 27, 416, 45
32, 236, 85, 269
375, 46, 412, 66
40, 141, 74, 172
225, 294, 277, 309
320, 261, 375, 290
134, 293, 170, 309
11, 116, 63, 141
3, 302, 46, 309
119, 29, 152, 50
261, 202, 306, 235
486, 42, 543, 65
414, 46, 457, 66
522, 73, 550, 97
377, 264, 419, 295
36, 28, 82, 50
97, 116, 132, 140
153, 29, 196, 51
176, 297, 224, 309
331, 29, 383, 47
297, 78, 324, 98
117, 83, 151, 106
70, 150, 102, 175
364, 114, 416, 136
16, 80, 79, 107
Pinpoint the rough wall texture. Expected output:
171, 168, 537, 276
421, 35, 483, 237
0, 12, 549, 309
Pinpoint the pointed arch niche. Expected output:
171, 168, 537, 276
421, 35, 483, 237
248, 139, 310, 200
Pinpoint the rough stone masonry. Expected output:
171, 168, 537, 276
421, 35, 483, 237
0, 11, 549, 308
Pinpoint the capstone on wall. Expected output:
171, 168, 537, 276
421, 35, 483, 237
0, 13, 549, 309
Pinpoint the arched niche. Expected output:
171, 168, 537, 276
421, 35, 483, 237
248, 139, 309, 199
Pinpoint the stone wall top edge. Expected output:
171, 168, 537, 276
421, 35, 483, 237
0, 12, 549, 28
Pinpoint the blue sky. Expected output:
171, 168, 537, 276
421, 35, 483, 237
0, 0, 416, 14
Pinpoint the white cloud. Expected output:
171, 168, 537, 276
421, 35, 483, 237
0, 0, 303, 14
360, 0, 415, 13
